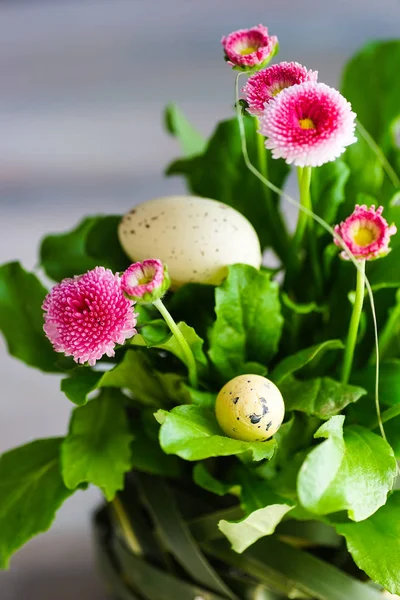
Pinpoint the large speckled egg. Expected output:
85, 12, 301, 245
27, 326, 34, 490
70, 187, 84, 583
215, 375, 285, 442
118, 196, 261, 289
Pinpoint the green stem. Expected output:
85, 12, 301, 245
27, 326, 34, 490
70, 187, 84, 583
293, 166, 312, 250
153, 298, 198, 388
341, 260, 366, 384
111, 496, 142, 556
255, 125, 290, 264
375, 302, 400, 362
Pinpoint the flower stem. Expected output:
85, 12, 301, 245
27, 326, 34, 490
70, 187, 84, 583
293, 166, 312, 250
290, 167, 323, 294
341, 260, 366, 384
153, 298, 198, 388
111, 496, 142, 556
255, 126, 290, 263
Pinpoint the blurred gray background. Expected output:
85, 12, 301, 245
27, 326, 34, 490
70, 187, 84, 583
1, 0, 399, 598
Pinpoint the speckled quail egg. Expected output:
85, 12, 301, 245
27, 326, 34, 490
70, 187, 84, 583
118, 195, 261, 289
215, 374, 285, 442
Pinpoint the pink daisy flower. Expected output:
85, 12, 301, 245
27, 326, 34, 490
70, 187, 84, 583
242, 62, 318, 116
43, 267, 137, 366
259, 82, 357, 167
221, 24, 278, 71
121, 259, 170, 303
334, 204, 397, 260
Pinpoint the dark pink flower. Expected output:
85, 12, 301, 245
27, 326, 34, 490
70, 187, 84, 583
221, 24, 278, 71
43, 267, 136, 366
259, 82, 357, 167
334, 205, 397, 260
121, 259, 170, 302
242, 61, 318, 116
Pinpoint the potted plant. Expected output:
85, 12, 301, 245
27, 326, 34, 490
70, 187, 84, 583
0, 22, 399, 600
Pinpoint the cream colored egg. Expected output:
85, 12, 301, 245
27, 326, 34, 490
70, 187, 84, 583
215, 374, 285, 442
118, 196, 261, 289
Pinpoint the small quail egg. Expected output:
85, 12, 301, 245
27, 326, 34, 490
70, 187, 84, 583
215, 374, 285, 442
118, 195, 261, 289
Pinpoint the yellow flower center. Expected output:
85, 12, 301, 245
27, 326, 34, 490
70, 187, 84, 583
239, 45, 258, 56
299, 118, 316, 130
353, 227, 375, 246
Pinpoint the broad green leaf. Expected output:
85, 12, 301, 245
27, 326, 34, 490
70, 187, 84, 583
166, 115, 290, 255
193, 463, 238, 497
40, 215, 129, 281
183, 385, 216, 408
138, 475, 236, 598
132, 319, 207, 368
270, 340, 343, 384
0, 438, 73, 569
209, 265, 283, 381
336, 492, 400, 594
130, 420, 181, 478
61, 391, 133, 500
61, 368, 102, 406
280, 376, 366, 419
352, 360, 400, 407
258, 413, 321, 493
311, 160, 351, 227
164, 103, 206, 157
204, 537, 384, 600
219, 503, 294, 553
0, 262, 59, 372
60, 351, 173, 407
155, 405, 276, 462
297, 416, 397, 521
341, 41, 400, 202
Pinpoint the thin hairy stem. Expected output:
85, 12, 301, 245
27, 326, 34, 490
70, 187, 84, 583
234, 73, 385, 440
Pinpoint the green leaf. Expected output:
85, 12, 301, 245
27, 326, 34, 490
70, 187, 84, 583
40, 215, 129, 281
336, 491, 400, 594
164, 103, 206, 157
209, 265, 283, 381
60, 350, 174, 407
183, 385, 217, 408
61, 368, 102, 406
297, 416, 397, 521
219, 503, 294, 554
166, 115, 290, 253
204, 536, 384, 600
280, 376, 366, 419
0, 438, 73, 569
155, 405, 276, 462
270, 340, 344, 384
193, 463, 237, 497
129, 420, 181, 478
311, 160, 351, 227
138, 474, 237, 599
341, 41, 400, 201
61, 391, 133, 500
133, 319, 207, 369
352, 360, 400, 407
0, 262, 59, 372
